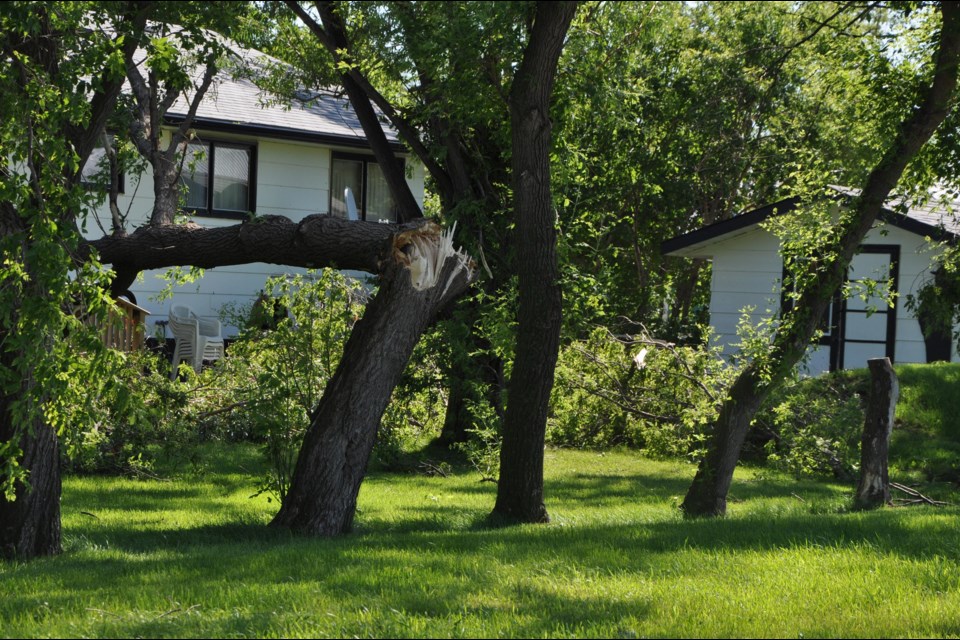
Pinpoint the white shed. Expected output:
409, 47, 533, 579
662, 195, 959, 374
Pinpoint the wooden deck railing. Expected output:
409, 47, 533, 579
97, 297, 151, 352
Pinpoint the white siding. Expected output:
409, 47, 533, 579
84, 130, 425, 337
707, 228, 782, 360
704, 219, 954, 375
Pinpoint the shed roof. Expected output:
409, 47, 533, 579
662, 189, 960, 259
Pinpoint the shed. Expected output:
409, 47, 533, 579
661, 194, 959, 374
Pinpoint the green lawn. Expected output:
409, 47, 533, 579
2, 445, 959, 638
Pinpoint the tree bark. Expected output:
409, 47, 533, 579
854, 358, 898, 510
493, 1, 577, 523
682, 3, 960, 517
0, 393, 62, 561
89, 216, 430, 275
271, 224, 475, 535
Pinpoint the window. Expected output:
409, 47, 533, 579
181, 140, 256, 219
330, 154, 401, 223
81, 136, 124, 193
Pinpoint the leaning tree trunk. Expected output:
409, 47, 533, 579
854, 357, 898, 510
271, 224, 475, 535
681, 3, 960, 518
493, 1, 577, 523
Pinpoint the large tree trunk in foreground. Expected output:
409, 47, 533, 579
682, 3, 960, 517
854, 358, 898, 510
0, 398, 61, 560
271, 224, 474, 535
493, 1, 577, 523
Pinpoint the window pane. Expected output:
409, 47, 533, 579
331, 159, 363, 219
80, 146, 109, 186
366, 163, 398, 223
213, 146, 251, 212
182, 142, 209, 209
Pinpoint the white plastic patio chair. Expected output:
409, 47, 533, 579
168, 304, 225, 378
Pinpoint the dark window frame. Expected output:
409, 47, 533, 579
330, 151, 404, 223
182, 138, 258, 220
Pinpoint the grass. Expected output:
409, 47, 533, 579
2, 445, 960, 638
893, 362, 960, 483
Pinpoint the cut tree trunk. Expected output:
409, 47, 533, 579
271, 224, 474, 535
854, 357, 898, 510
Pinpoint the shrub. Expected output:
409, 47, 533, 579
58, 348, 197, 476
548, 326, 734, 460
754, 371, 867, 481
211, 270, 364, 501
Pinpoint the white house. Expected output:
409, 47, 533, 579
662, 194, 960, 374
82, 43, 424, 340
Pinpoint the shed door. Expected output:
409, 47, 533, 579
835, 245, 900, 370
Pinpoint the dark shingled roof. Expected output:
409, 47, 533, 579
159, 34, 403, 151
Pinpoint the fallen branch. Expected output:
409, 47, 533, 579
890, 481, 952, 507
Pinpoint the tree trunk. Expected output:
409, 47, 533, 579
89, 216, 431, 275
854, 358, 898, 510
493, 1, 577, 523
680, 369, 771, 516
0, 396, 62, 560
271, 224, 474, 535
681, 3, 960, 518
437, 328, 504, 447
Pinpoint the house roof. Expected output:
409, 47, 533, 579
662, 190, 960, 258
159, 33, 405, 152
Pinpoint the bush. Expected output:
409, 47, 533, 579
548, 326, 734, 460
58, 348, 197, 476
210, 270, 364, 501
754, 371, 867, 481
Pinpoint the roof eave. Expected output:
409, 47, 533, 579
661, 195, 958, 258
660, 197, 800, 257
163, 114, 408, 153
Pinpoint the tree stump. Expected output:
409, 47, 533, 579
854, 357, 899, 510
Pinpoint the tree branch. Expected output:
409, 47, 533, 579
87, 216, 434, 275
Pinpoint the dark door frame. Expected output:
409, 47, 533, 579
831, 244, 900, 371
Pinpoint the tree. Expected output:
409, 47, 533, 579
0, 1, 153, 560
493, 0, 577, 523
681, 2, 960, 517
268, 0, 575, 529
277, 0, 526, 448
551, 2, 896, 340
1, 1, 476, 557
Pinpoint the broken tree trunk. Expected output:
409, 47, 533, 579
854, 357, 899, 510
270, 223, 475, 536
89, 216, 428, 276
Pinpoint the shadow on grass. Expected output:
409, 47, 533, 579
4, 465, 956, 639
54, 462, 959, 563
